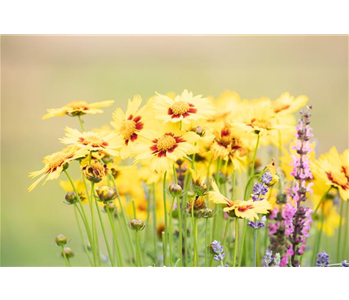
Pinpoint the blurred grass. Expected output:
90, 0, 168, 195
1, 35, 348, 266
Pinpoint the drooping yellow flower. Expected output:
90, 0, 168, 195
312, 147, 349, 201
272, 92, 308, 116
210, 124, 248, 172
28, 146, 83, 192
111, 95, 154, 159
209, 181, 271, 221
42, 100, 114, 120
132, 125, 199, 173
152, 90, 215, 124
60, 127, 123, 158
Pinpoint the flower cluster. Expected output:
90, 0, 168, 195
210, 240, 226, 262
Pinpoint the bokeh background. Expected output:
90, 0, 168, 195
1, 35, 348, 266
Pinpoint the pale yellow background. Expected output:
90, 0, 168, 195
1, 35, 348, 266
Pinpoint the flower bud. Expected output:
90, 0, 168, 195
64, 191, 77, 205
202, 208, 214, 218
103, 202, 116, 213
169, 184, 182, 197
55, 234, 67, 246
102, 155, 114, 165
193, 126, 205, 137
129, 219, 146, 231
83, 160, 108, 183
61, 247, 74, 258
96, 186, 117, 202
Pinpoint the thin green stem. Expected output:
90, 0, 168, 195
90, 182, 100, 266
106, 207, 123, 267
162, 171, 168, 266
77, 115, 86, 132
238, 219, 247, 266
250, 134, 260, 178
94, 200, 115, 267
253, 228, 257, 267
205, 218, 209, 267
233, 218, 239, 267
337, 199, 344, 261
176, 195, 183, 267
193, 217, 198, 267
109, 175, 135, 264
312, 203, 325, 265
61, 246, 70, 267
313, 187, 332, 215
168, 197, 175, 267
152, 183, 158, 266
74, 205, 93, 266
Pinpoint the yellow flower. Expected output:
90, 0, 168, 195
313, 194, 340, 236
60, 127, 123, 158
312, 147, 349, 201
133, 125, 199, 173
28, 146, 83, 192
209, 181, 271, 221
272, 92, 308, 116
231, 101, 288, 137
42, 100, 114, 120
210, 124, 248, 172
111, 95, 154, 159
152, 90, 215, 124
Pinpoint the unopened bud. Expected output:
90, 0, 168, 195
103, 202, 116, 213
130, 219, 146, 231
64, 191, 77, 205
61, 247, 74, 258
169, 184, 182, 197
55, 234, 67, 246
96, 186, 117, 202
83, 161, 108, 183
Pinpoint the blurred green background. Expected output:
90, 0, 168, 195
1, 35, 348, 266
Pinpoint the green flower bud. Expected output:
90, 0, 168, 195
169, 184, 182, 197
129, 219, 146, 231
61, 247, 74, 258
64, 191, 77, 205
103, 202, 116, 213
96, 186, 117, 202
55, 234, 67, 246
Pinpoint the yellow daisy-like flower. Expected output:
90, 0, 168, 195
111, 95, 154, 159
42, 100, 114, 120
210, 124, 248, 172
28, 146, 83, 192
209, 181, 271, 221
272, 92, 308, 116
133, 125, 199, 173
152, 90, 215, 124
231, 101, 288, 137
60, 127, 123, 158
312, 147, 349, 201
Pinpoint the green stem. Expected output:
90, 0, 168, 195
90, 182, 100, 266
344, 201, 349, 260
250, 134, 260, 178
205, 218, 209, 267
109, 175, 135, 264
193, 217, 198, 267
135, 230, 143, 267
106, 207, 123, 267
74, 205, 93, 266
238, 219, 248, 266
176, 195, 183, 267
61, 246, 70, 267
337, 199, 344, 261
94, 200, 115, 267
253, 228, 257, 267
312, 203, 325, 265
168, 197, 175, 267
313, 187, 332, 215
233, 218, 239, 267
162, 231, 166, 266
152, 183, 158, 266
162, 171, 168, 266
77, 115, 86, 132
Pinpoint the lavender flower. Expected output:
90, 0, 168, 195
210, 240, 226, 262
248, 216, 266, 229
341, 260, 349, 267
263, 250, 273, 267
261, 172, 273, 185
316, 251, 330, 267
274, 253, 281, 267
